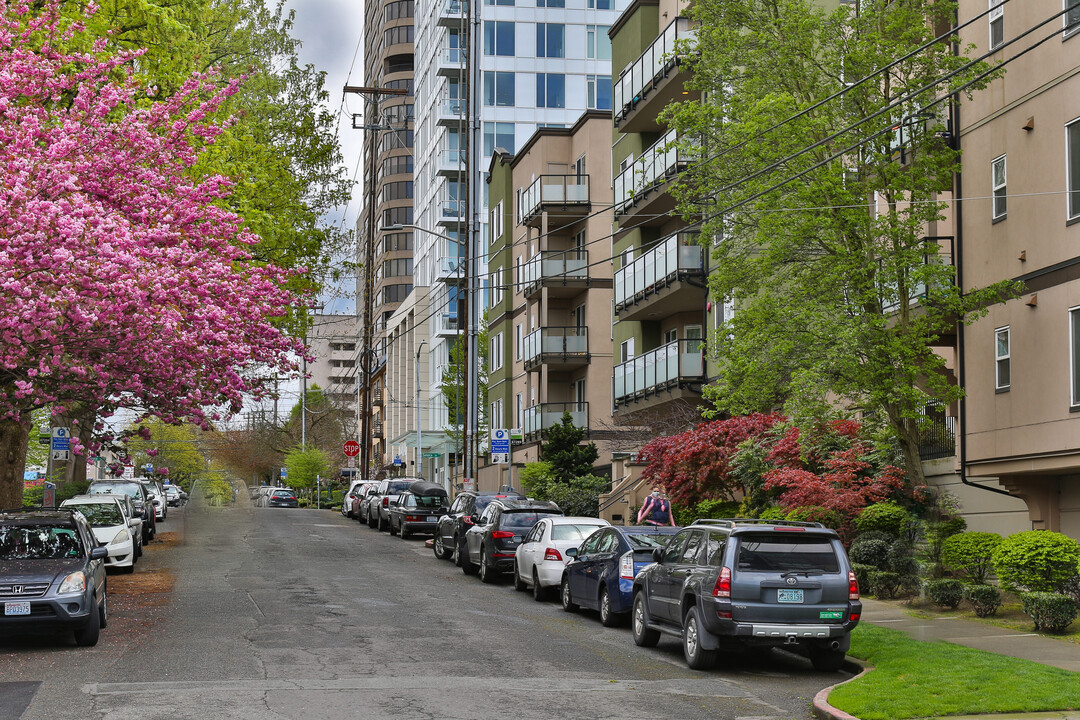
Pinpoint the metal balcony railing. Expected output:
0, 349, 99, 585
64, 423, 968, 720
613, 17, 697, 125
523, 402, 589, 440
522, 250, 588, 294
613, 129, 697, 215
373, 387, 384, 406
523, 327, 589, 368
918, 405, 956, 461
519, 175, 590, 224
435, 256, 465, 282
613, 339, 705, 406
614, 232, 703, 310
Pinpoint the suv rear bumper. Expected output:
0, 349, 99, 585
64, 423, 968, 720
701, 597, 860, 641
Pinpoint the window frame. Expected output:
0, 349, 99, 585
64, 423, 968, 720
991, 154, 1007, 220
536, 73, 566, 108
1071, 307, 1080, 408
490, 332, 504, 372
1065, 0, 1080, 37
535, 23, 565, 58
1068, 118, 1080, 221
995, 325, 1011, 391
989, 0, 1004, 49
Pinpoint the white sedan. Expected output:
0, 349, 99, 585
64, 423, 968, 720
61, 496, 136, 572
514, 516, 610, 601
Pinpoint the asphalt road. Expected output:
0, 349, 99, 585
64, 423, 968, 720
0, 491, 850, 720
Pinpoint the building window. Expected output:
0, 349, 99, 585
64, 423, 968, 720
515, 393, 524, 429
484, 71, 515, 106
586, 25, 612, 59
515, 323, 523, 360
484, 21, 515, 56
620, 338, 634, 363
989, 0, 1004, 48
536, 73, 565, 108
491, 399, 504, 429
536, 23, 565, 58
485, 0, 514, 5
490, 269, 504, 307
490, 332, 504, 371
1068, 119, 1080, 221
514, 256, 522, 293
384, 0, 414, 21
587, 74, 612, 110
995, 326, 1011, 391
1072, 308, 1080, 406
587, 0, 612, 8
384, 25, 414, 46
664, 328, 678, 344
992, 155, 1007, 220
537, 0, 563, 6
489, 201, 504, 244
483, 122, 515, 156
1068, 0, 1080, 36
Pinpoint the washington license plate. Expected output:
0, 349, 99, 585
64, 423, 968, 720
4, 602, 30, 616
777, 589, 804, 603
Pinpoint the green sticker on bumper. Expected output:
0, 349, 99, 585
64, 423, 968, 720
820, 611, 844, 620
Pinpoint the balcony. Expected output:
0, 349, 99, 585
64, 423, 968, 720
436, 148, 466, 176
435, 256, 465, 284
436, 198, 465, 226
519, 175, 590, 228
373, 420, 384, 439
613, 17, 698, 133
523, 402, 589, 442
613, 129, 696, 224
437, 0, 464, 27
614, 232, 706, 322
521, 250, 592, 299
437, 97, 465, 126
434, 312, 460, 336
523, 327, 590, 372
613, 339, 705, 410
437, 45, 466, 76
373, 387, 383, 406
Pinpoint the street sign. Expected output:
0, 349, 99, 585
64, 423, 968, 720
347, 456, 356, 468
43, 482, 56, 509
51, 450, 70, 462
422, 452, 441, 459
393, 455, 403, 467
280, 467, 288, 479
343, 440, 361, 457
491, 452, 509, 464
490, 428, 510, 455
51, 427, 69, 452
122, 464, 135, 479
510, 428, 523, 446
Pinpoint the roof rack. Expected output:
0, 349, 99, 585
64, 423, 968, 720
690, 518, 825, 529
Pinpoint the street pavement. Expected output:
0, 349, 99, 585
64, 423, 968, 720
0, 489, 846, 720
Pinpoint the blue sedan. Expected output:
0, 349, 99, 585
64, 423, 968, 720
560, 525, 680, 626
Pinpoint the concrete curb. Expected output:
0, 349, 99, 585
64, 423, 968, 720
811, 659, 871, 720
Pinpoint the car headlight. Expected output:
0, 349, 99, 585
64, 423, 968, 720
58, 571, 87, 594
111, 530, 131, 545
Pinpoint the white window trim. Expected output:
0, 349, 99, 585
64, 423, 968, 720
989, 0, 1004, 48
490, 332, 504, 371
995, 325, 1011, 390
1071, 307, 1080, 407
1068, 118, 1080, 221
1065, 0, 1080, 37
991, 154, 1007, 220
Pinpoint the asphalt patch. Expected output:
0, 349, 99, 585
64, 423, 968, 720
0, 681, 40, 720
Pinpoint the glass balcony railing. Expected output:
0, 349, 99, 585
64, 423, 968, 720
613, 339, 705, 407
614, 232, 703, 310
435, 256, 465, 281
519, 175, 590, 223
521, 250, 588, 293
440, 0, 464, 19
613, 17, 697, 125
613, 129, 697, 215
523, 327, 589, 367
438, 199, 465, 223
523, 402, 588, 439
442, 46, 465, 66
439, 97, 465, 118
435, 312, 460, 334
438, 149, 466, 171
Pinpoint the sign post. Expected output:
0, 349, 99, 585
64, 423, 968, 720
42, 482, 56, 509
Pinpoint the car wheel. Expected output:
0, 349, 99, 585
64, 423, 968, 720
809, 645, 847, 672
433, 534, 453, 561
74, 595, 101, 647
479, 547, 498, 584
682, 606, 717, 670
532, 570, 547, 602
632, 593, 660, 647
400, 524, 410, 540
513, 562, 527, 592
367, 511, 377, 529
453, 536, 464, 567
460, 547, 477, 576
560, 576, 578, 612
389, 518, 398, 536
99, 587, 108, 628
377, 514, 387, 532
123, 562, 135, 574
599, 586, 622, 627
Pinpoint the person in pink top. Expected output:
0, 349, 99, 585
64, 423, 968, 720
637, 487, 675, 526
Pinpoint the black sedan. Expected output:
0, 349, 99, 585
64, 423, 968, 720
561, 525, 680, 626
388, 481, 449, 538
266, 488, 299, 508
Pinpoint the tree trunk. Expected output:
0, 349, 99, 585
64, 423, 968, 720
892, 414, 926, 489
60, 406, 96, 487
0, 413, 32, 509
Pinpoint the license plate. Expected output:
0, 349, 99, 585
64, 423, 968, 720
427, 516, 439, 522
777, 589, 804, 603
4, 602, 30, 616
820, 610, 844, 620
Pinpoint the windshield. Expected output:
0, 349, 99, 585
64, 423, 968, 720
0, 525, 85, 560
387, 481, 413, 493
501, 511, 559, 530
414, 495, 445, 508
89, 483, 140, 499
626, 533, 673, 549
551, 524, 606, 541
273, 490, 295, 498
736, 533, 840, 573
66, 504, 123, 527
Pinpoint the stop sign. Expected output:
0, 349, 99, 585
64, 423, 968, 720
343, 440, 360, 457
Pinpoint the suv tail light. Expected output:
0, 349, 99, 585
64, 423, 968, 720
544, 548, 562, 562
491, 530, 515, 539
712, 566, 732, 598
619, 551, 634, 579
848, 570, 860, 600
382, 497, 389, 506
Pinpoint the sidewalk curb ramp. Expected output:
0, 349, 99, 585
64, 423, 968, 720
811, 659, 871, 720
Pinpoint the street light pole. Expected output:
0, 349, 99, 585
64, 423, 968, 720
416, 339, 426, 479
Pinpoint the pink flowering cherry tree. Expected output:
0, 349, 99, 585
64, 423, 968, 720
0, 3, 307, 506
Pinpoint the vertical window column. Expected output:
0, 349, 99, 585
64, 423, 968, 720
995, 326, 1011, 391
992, 154, 1007, 221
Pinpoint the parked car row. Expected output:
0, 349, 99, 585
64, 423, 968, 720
341, 485, 863, 673
252, 485, 299, 508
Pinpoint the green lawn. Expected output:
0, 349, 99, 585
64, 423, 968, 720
829, 625, 1080, 720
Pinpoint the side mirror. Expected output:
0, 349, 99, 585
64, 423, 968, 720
565, 548, 578, 558
652, 547, 664, 563
90, 546, 109, 560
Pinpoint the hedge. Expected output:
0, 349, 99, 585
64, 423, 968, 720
962, 584, 1002, 618
941, 532, 1002, 585
855, 502, 909, 536
1020, 592, 1078, 633
992, 531, 1080, 593
926, 579, 964, 609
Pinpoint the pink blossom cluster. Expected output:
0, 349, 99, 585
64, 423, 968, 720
0, 3, 305, 434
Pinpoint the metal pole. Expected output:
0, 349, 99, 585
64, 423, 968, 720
417, 339, 426, 478
301, 352, 307, 453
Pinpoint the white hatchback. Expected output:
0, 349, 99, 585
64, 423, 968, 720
60, 496, 136, 572
514, 516, 610, 600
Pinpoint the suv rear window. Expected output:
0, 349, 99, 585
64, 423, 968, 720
735, 533, 840, 573
387, 481, 413, 493
501, 511, 560, 530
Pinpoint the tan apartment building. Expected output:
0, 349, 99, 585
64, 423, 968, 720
479, 111, 624, 493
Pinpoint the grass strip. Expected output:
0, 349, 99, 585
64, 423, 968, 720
828, 625, 1080, 720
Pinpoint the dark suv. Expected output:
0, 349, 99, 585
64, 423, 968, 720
631, 519, 861, 672
431, 490, 524, 564
462, 498, 562, 583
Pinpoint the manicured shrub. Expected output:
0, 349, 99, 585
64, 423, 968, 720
1020, 592, 1078, 633
941, 532, 1002, 584
851, 563, 875, 595
962, 584, 1002, 618
854, 502, 909, 537
695, 498, 741, 520
868, 570, 901, 599
758, 506, 789, 521
926, 579, 964, 609
992, 531, 1080, 593
854, 529, 897, 545
849, 538, 891, 569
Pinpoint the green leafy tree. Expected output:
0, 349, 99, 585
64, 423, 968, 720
283, 446, 332, 492
125, 419, 209, 489
519, 461, 607, 517
665, 0, 1017, 487
440, 315, 489, 468
541, 412, 598, 482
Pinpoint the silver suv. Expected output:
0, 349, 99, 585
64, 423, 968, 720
631, 519, 861, 671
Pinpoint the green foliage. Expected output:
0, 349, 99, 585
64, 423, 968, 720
440, 319, 489, 461
855, 502, 910, 537
923, 515, 968, 578
785, 505, 845, 530
283, 446, 332, 492
868, 571, 901, 599
850, 538, 891, 569
855, 529, 898, 545
1020, 592, 1078, 634
851, 563, 876, 596
941, 532, 1002, 585
962, 584, 1002, 618
926, 579, 963, 609
992, 531, 1080, 593
541, 412, 599, 482
21, 481, 89, 508
673, 498, 741, 526
202, 479, 234, 507
756, 506, 789, 521
126, 419, 208, 487
519, 462, 606, 517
